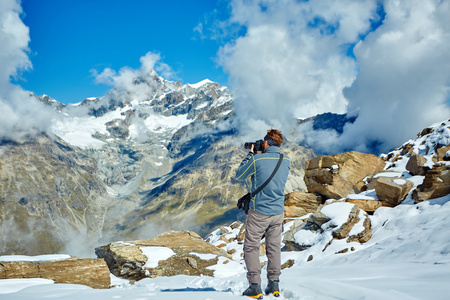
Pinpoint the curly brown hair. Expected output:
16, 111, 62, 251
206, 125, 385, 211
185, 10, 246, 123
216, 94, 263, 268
267, 129, 284, 145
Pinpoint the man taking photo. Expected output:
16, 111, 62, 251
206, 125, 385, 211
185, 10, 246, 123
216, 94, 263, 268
236, 129, 291, 299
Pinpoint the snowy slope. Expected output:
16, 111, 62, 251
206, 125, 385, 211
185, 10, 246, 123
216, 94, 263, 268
1, 195, 449, 299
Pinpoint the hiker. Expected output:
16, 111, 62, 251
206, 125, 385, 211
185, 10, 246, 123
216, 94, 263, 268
236, 129, 291, 298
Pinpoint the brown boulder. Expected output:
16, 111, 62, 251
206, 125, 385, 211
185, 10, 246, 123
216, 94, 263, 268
284, 192, 321, 218
405, 153, 429, 175
0, 258, 110, 289
434, 145, 450, 162
95, 230, 231, 280
305, 151, 386, 200
413, 163, 450, 202
363, 171, 401, 190
375, 177, 414, 205
345, 198, 394, 213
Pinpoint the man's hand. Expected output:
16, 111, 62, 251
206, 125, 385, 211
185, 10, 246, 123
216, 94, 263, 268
251, 144, 255, 154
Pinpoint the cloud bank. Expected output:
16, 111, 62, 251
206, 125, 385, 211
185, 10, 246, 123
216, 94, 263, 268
212, 0, 450, 154
339, 0, 450, 153
0, 0, 54, 142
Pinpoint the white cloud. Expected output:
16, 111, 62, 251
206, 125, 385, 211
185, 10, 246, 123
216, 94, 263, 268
91, 51, 176, 103
0, 0, 54, 142
0, 0, 31, 85
216, 0, 378, 134
337, 0, 450, 153
91, 68, 116, 86
212, 0, 450, 153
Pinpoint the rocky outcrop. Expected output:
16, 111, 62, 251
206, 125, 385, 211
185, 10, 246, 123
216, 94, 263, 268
0, 258, 110, 289
304, 151, 385, 200
96, 230, 231, 280
375, 177, 414, 205
284, 192, 321, 218
413, 163, 450, 202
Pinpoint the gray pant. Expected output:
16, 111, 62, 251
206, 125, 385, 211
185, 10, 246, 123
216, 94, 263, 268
244, 209, 284, 285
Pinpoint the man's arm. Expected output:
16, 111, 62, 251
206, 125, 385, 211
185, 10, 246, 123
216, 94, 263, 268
235, 150, 256, 181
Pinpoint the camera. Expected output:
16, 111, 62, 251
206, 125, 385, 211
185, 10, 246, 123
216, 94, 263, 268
244, 139, 264, 152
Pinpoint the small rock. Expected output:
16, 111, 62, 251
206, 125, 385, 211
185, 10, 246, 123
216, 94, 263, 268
187, 257, 198, 269
281, 259, 295, 269
336, 248, 349, 254
230, 221, 242, 230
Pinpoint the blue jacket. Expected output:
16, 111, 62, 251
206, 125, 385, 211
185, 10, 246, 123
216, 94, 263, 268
236, 146, 290, 215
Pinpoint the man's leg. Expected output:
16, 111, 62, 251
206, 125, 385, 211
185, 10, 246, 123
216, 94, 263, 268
244, 210, 267, 285
264, 213, 284, 281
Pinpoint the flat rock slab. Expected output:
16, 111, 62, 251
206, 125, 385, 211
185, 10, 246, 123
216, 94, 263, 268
96, 230, 231, 281
0, 258, 110, 289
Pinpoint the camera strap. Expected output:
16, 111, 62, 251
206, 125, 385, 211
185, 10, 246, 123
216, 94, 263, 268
250, 154, 284, 198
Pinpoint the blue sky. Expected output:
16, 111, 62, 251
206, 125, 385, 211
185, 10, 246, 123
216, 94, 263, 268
17, 0, 229, 104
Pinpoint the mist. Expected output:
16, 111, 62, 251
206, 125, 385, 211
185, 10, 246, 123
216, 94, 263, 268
211, 0, 450, 154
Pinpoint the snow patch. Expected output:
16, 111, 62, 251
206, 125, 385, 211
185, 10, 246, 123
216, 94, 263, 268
140, 247, 176, 268
393, 179, 407, 185
0, 279, 54, 294
189, 79, 213, 89
0, 254, 71, 262
189, 252, 217, 260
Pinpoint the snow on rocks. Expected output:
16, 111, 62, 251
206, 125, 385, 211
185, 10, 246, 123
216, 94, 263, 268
95, 230, 231, 281
381, 119, 450, 203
